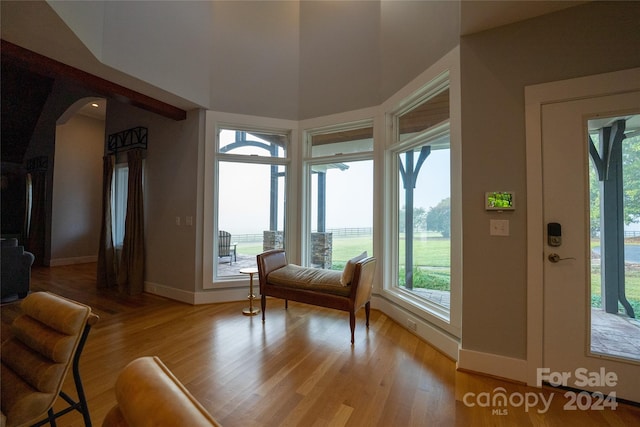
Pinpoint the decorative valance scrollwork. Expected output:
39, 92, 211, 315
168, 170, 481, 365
107, 127, 148, 154
26, 156, 48, 172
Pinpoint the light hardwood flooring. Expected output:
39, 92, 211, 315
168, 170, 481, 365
2, 263, 639, 426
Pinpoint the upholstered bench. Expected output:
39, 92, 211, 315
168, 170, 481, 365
102, 356, 221, 427
257, 249, 376, 344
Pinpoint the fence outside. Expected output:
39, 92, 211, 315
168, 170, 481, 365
591, 230, 640, 239
231, 227, 373, 243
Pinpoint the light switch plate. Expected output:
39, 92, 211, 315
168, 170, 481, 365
490, 219, 509, 236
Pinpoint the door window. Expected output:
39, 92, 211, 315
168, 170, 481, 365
588, 114, 640, 362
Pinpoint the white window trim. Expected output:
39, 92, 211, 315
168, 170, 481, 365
200, 49, 462, 346
378, 47, 461, 338
202, 111, 297, 290
385, 121, 452, 324
301, 118, 375, 267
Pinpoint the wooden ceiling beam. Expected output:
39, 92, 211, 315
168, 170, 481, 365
1, 40, 187, 121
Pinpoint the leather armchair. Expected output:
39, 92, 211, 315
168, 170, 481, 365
1, 238, 34, 301
1, 292, 97, 427
102, 356, 221, 427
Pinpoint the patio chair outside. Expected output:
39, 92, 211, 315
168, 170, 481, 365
219, 230, 237, 265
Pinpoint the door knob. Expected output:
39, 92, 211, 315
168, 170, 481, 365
548, 253, 576, 263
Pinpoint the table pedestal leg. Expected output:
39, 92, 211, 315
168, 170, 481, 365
243, 273, 260, 316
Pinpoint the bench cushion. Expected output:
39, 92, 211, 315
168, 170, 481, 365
267, 265, 350, 297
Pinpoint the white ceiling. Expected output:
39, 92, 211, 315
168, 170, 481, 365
1, 0, 585, 120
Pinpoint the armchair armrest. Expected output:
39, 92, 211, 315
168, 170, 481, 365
102, 357, 221, 427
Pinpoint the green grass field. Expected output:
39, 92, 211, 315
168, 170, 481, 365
237, 235, 640, 313
237, 233, 450, 289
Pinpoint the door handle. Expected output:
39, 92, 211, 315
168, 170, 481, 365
548, 253, 576, 263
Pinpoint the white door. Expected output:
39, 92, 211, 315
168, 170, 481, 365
542, 90, 640, 403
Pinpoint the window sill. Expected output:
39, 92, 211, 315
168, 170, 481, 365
380, 287, 459, 338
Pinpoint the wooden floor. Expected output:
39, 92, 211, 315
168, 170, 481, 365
2, 263, 639, 427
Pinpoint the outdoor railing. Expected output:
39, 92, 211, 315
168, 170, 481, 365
230, 227, 374, 243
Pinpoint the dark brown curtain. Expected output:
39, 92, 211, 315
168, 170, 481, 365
117, 148, 145, 295
97, 155, 116, 288
27, 171, 46, 266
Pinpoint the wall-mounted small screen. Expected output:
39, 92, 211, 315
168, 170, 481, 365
486, 191, 515, 210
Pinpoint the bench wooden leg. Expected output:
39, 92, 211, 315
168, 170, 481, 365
365, 302, 370, 328
349, 311, 356, 344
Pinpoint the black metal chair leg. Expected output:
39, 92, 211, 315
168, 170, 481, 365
48, 408, 56, 427
31, 323, 94, 427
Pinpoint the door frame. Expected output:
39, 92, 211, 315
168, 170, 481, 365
524, 67, 640, 387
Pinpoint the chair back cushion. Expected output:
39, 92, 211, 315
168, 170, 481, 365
219, 231, 231, 256
1, 292, 91, 427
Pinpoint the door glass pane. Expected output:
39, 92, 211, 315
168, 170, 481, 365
589, 114, 640, 362
397, 137, 450, 310
217, 161, 286, 277
309, 160, 373, 269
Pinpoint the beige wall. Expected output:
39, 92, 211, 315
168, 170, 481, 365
105, 103, 203, 293
25, 81, 104, 265
460, 1, 640, 359
51, 113, 104, 264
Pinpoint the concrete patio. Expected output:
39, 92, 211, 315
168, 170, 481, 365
591, 308, 640, 361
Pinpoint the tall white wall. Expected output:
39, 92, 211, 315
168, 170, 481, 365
46, 0, 105, 59
45, 1, 461, 121
51, 113, 104, 265
210, 0, 300, 120
49, 0, 213, 108
101, 1, 213, 108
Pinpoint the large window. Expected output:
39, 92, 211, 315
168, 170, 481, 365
386, 70, 459, 326
304, 122, 374, 269
215, 127, 288, 278
396, 127, 451, 315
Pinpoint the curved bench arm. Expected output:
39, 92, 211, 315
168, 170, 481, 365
351, 257, 376, 310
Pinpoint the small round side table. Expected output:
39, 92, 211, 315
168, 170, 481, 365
239, 267, 260, 316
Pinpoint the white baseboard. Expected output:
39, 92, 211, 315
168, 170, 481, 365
457, 348, 528, 383
193, 287, 255, 305
145, 282, 253, 306
49, 255, 98, 267
371, 294, 460, 360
